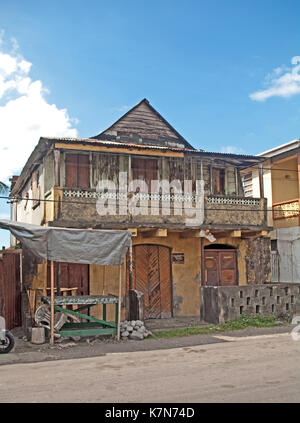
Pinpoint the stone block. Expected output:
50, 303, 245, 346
31, 327, 45, 344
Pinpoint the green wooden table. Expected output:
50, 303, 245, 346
41, 295, 119, 338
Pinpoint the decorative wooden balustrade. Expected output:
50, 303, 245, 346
272, 198, 300, 220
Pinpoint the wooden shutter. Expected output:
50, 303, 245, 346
212, 168, 225, 195
219, 251, 237, 286
65, 154, 90, 188
204, 252, 219, 286
132, 158, 158, 192
78, 154, 90, 188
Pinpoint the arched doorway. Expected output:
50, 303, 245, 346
130, 244, 173, 319
203, 244, 237, 286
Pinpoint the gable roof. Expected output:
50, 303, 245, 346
92, 98, 196, 150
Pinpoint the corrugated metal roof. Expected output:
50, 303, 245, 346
42, 136, 262, 160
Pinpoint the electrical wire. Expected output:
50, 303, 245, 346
0, 194, 296, 213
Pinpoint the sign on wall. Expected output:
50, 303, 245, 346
172, 253, 184, 264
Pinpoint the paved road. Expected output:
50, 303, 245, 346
0, 332, 299, 403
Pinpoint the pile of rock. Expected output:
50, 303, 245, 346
120, 320, 152, 340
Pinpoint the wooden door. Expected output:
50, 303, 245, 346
218, 251, 237, 286
131, 245, 172, 318
204, 251, 219, 286
204, 249, 237, 286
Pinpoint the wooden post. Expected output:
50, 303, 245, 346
210, 162, 213, 195
43, 259, 47, 296
258, 163, 264, 198
19, 250, 23, 292
102, 267, 106, 295
117, 265, 122, 341
235, 168, 239, 196
50, 260, 55, 345
54, 150, 61, 187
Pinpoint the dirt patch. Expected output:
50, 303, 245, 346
0, 323, 293, 366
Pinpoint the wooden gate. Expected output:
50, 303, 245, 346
130, 245, 172, 319
204, 249, 237, 286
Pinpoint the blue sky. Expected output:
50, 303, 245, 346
0, 0, 300, 246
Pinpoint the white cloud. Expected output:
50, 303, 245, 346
221, 146, 245, 154
250, 56, 300, 102
0, 33, 78, 183
0, 213, 10, 219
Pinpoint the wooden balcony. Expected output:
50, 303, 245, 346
272, 198, 300, 227
48, 187, 268, 230
272, 199, 300, 220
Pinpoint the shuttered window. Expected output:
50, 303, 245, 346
241, 172, 253, 197
131, 157, 158, 192
212, 168, 225, 195
65, 154, 90, 188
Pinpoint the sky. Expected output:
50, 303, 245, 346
0, 0, 300, 246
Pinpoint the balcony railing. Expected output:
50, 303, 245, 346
272, 199, 300, 220
56, 188, 266, 228
62, 188, 262, 206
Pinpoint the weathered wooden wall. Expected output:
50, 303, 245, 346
0, 250, 22, 330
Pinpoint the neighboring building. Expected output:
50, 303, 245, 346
9, 99, 271, 321
241, 139, 300, 283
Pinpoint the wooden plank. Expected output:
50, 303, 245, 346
142, 229, 167, 238
179, 230, 202, 238
54, 142, 185, 158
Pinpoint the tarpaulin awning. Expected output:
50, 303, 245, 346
0, 220, 131, 266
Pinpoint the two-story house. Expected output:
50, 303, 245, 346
9, 99, 271, 322
241, 139, 300, 283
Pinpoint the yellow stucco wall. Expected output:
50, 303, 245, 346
26, 232, 269, 319
271, 157, 299, 229
272, 157, 298, 204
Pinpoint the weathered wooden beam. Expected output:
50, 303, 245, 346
241, 230, 267, 238
212, 231, 230, 239
142, 228, 167, 238
231, 230, 242, 237
179, 230, 203, 238
261, 230, 271, 237
258, 163, 264, 198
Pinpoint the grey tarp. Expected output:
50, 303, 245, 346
0, 220, 131, 265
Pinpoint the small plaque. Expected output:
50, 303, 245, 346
172, 253, 184, 264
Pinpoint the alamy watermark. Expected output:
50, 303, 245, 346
95, 172, 205, 226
